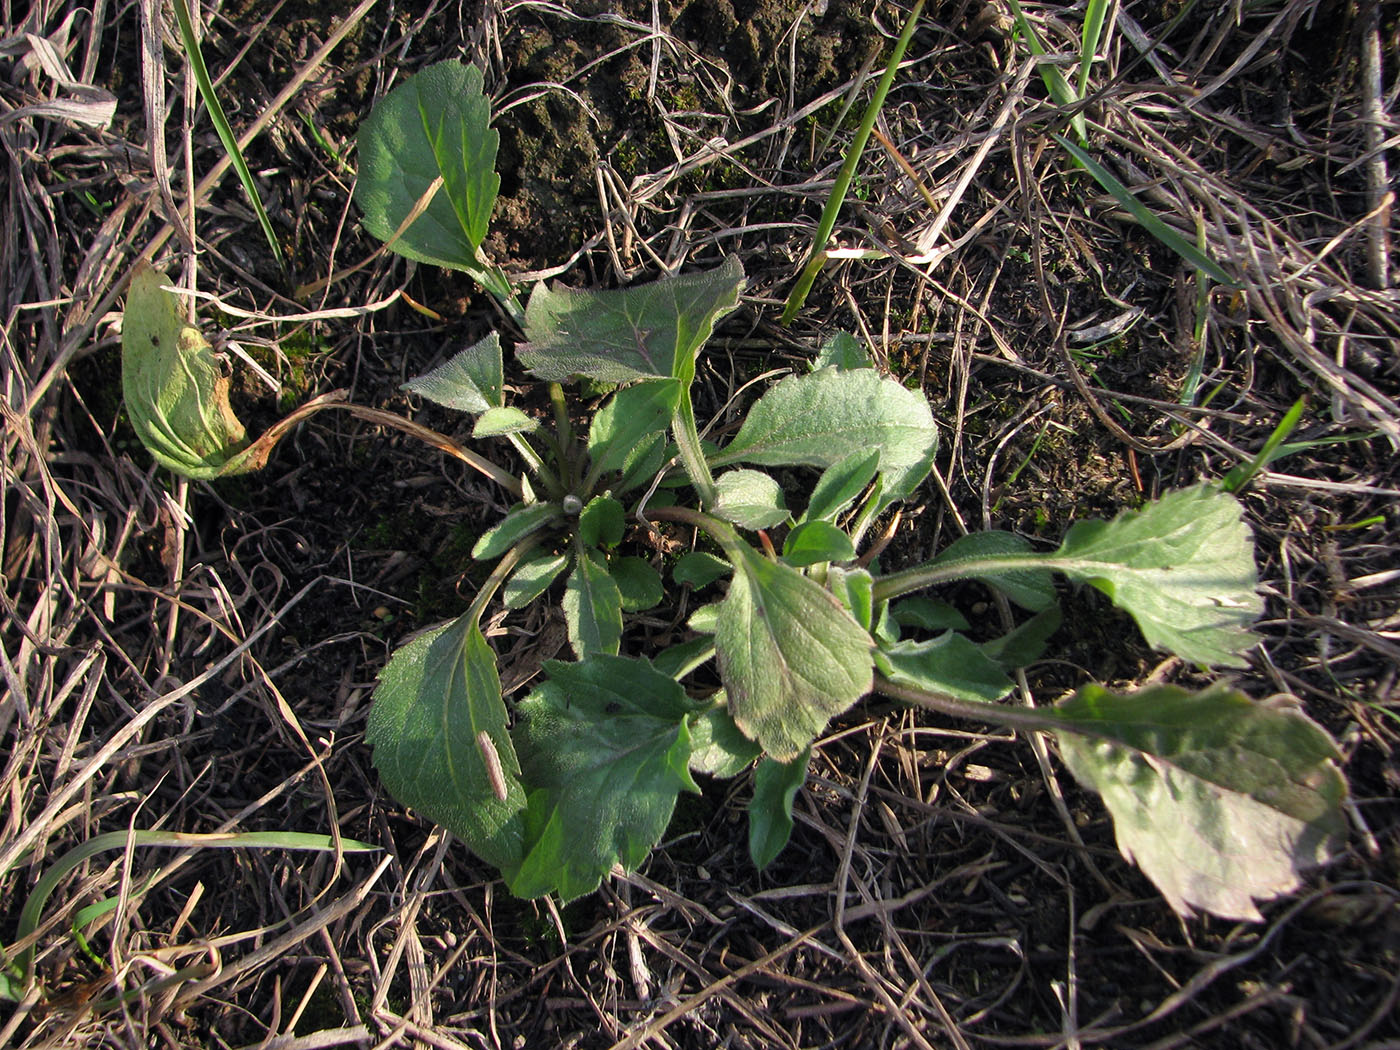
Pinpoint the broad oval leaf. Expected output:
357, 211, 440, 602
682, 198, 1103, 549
714, 470, 789, 530
503, 551, 568, 609
367, 614, 525, 874
782, 521, 856, 567
711, 367, 939, 503
518, 257, 744, 383
672, 551, 730, 590
509, 656, 702, 900
1054, 682, 1346, 921
472, 406, 537, 438
402, 332, 504, 413
1050, 485, 1261, 666
121, 262, 249, 479
610, 556, 664, 612
801, 449, 880, 523
578, 496, 625, 549
688, 697, 762, 777
355, 61, 499, 271
715, 544, 874, 761
748, 748, 812, 870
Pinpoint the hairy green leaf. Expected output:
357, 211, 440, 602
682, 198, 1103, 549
473, 503, 560, 561
518, 258, 744, 383
715, 544, 873, 761
875, 632, 1014, 704
355, 61, 499, 271
782, 521, 856, 566
714, 470, 789, 530
472, 406, 537, 437
801, 449, 880, 523
890, 597, 969, 633
811, 331, 873, 371
503, 552, 568, 610
748, 749, 811, 870
367, 614, 525, 873
588, 379, 683, 477
980, 606, 1062, 670
510, 656, 701, 900
673, 551, 730, 590
402, 332, 504, 413
1050, 485, 1260, 666
1053, 682, 1346, 921
578, 496, 625, 549
712, 367, 939, 502
688, 698, 762, 777
610, 556, 663, 611
563, 549, 623, 656
121, 262, 249, 478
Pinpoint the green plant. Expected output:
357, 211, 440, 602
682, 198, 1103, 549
120, 61, 1348, 922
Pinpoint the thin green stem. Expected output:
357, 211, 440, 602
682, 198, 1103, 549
671, 394, 718, 507
504, 431, 564, 498
465, 539, 539, 625
871, 552, 1056, 604
646, 504, 745, 562
780, 0, 925, 324
874, 676, 1062, 734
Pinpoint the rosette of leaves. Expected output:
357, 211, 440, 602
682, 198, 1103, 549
118, 60, 1348, 921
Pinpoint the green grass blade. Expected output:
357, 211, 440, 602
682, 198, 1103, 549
170, 0, 286, 270
1008, 0, 1087, 142
780, 0, 924, 324
1077, 0, 1112, 98
1055, 135, 1235, 285
1220, 397, 1306, 493
4, 830, 376, 993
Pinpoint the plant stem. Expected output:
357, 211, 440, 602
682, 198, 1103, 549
874, 675, 1062, 734
646, 504, 744, 561
871, 552, 1057, 604
505, 432, 564, 499
466, 539, 538, 625
670, 393, 718, 507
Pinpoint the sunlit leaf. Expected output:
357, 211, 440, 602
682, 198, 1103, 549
1054, 682, 1346, 921
688, 697, 762, 777
714, 470, 789, 530
402, 332, 505, 413
563, 549, 623, 656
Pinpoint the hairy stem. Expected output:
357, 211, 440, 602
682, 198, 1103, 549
670, 393, 718, 507
874, 675, 1061, 735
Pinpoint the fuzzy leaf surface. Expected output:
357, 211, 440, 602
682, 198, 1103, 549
715, 544, 873, 761
367, 614, 525, 873
472, 503, 560, 561
711, 367, 938, 502
610, 556, 663, 611
472, 406, 537, 437
1050, 485, 1261, 666
748, 749, 811, 870
801, 449, 880, 523
1053, 682, 1346, 921
782, 521, 856, 566
518, 258, 744, 383
503, 552, 568, 610
588, 379, 682, 477
510, 656, 701, 900
688, 698, 762, 777
121, 262, 249, 478
563, 549, 623, 656
714, 470, 789, 530
355, 61, 498, 271
402, 332, 504, 413
875, 632, 1015, 704
811, 331, 872, 371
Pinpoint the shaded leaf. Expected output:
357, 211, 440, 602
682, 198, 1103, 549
588, 379, 682, 477
610, 556, 663, 612
875, 632, 1014, 704
712, 367, 938, 502
578, 496, 625, 549
651, 637, 716, 680
801, 449, 880, 523
1054, 682, 1346, 921
715, 544, 873, 761
519, 258, 744, 383
673, 551, 730, 589
503, 552, 568, 610
688, 697, 762, 777
1050, 485, 1260, 666
367, 614, 525, 873
510, 656, 701, 900
121, 262, 249, 479
355, 61, 499, 272
980, 606, 1062, 670
811, 331, 873, 371
402, 332, 504, 413
748, 749, 811, 870
890, 597, 969, 633
782, 521, 856, 566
